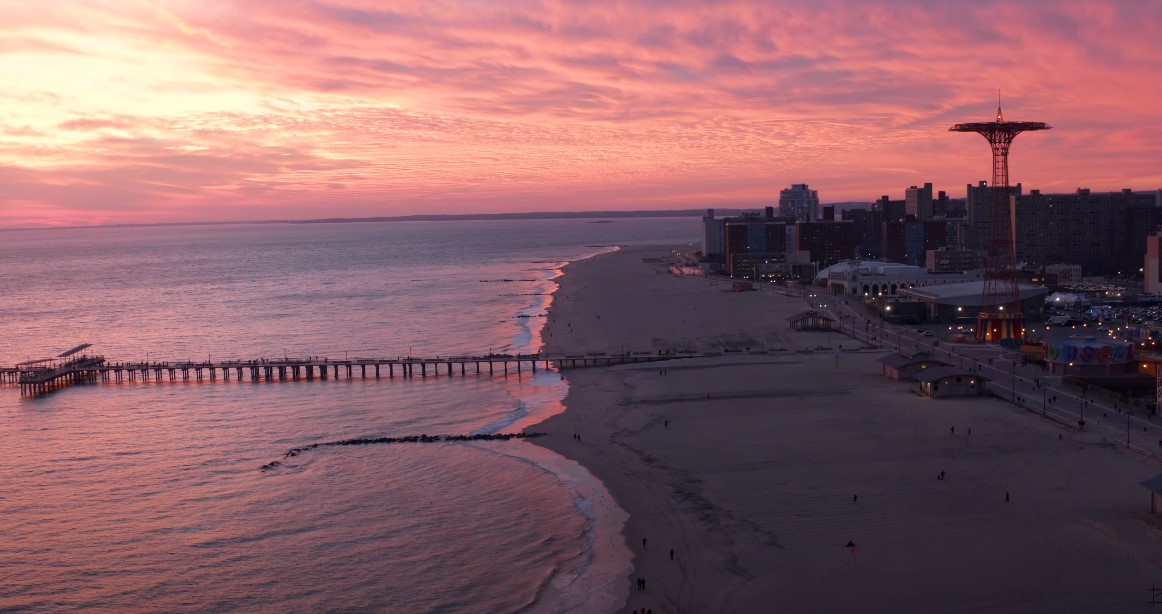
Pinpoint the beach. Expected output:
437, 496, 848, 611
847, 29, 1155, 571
535, 245, 1162, 613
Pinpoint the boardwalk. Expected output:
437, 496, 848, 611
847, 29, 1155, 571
1, 350, 709, 397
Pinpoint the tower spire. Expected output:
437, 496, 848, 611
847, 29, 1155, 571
950, 103, 1051, 342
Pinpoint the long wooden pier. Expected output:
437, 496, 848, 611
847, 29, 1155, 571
1, 351, 707, 397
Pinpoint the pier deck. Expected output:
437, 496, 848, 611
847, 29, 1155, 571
2, 351, 709, 397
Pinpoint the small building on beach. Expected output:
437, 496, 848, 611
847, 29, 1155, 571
913, 367, 987, 398
786, 311, 835, 331
1139, 474, 1162, 516
876, 352, 949, 381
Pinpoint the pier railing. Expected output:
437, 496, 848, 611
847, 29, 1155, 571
2, 351, 711, 397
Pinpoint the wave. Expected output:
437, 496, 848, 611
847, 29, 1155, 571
476, 442, 630, 614
490, 244, 631, 613
474, 398, 529, 435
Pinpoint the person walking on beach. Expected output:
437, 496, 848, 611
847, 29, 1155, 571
670, 548, 674, 560
642, 537, 647, 549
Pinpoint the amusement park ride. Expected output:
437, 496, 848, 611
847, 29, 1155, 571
950, 98, 1051, 343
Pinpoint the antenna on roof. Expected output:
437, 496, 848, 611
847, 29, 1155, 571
996, 89, 1003, 122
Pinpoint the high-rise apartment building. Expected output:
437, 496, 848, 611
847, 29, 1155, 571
965, 181, 1022, 253
702, 209, 726, 260
778, 184, 820, 223
874, 195, 907, 223
882, 220, 950, 266
1146, 230, 1162, 295
723, 217, 791, 278
1013, 188, 1161, 274
795, 221, 854, 268
841, 208, 883, 258
905, 183, 934, 220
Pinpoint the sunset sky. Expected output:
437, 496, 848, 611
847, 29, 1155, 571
1, 0, 1160, 227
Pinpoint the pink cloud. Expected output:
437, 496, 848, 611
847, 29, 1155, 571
0, 0, 1159, 226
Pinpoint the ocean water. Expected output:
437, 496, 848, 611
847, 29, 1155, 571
0, 218, 697, 613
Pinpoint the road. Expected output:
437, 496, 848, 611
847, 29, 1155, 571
817, 293, 1162, 461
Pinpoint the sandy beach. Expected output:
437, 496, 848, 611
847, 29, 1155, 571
534, 245, 1162, 613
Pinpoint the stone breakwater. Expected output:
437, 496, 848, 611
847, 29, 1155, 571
261, 432, 548, 470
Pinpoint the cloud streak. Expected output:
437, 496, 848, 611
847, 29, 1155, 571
0, 0, 1160, 226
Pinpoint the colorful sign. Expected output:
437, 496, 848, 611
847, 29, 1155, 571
1042, 341, 1134, 365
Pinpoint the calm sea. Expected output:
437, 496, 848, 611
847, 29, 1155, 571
0, 218, 697, 613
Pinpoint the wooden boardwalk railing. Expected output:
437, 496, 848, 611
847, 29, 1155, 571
3, 351, 713, 397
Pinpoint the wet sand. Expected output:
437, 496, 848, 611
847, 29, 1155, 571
533, 245, 1162, 613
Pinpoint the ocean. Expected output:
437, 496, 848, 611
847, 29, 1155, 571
0, 218, 698, 613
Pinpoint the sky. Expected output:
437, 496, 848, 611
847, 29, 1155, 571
1, 0, 1160, 227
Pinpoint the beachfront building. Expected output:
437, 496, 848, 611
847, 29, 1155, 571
895, 281, 1048, 324
702, 210, 806, 280
817, 261, 983, 298
723, 216, 791, 279
778, 184, 820, 222
702, 209, 725, 260
877, 352, 950, 381
914, 368, 988, 398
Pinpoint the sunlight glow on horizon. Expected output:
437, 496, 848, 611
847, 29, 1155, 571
1, 0, 1160, 227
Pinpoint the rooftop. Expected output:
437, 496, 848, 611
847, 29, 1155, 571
876, 352, 946, 369
898, 282, 1048, 306
1140, 474, 1162, 495
914, 367, 987, 383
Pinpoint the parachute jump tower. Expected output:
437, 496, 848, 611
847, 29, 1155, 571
950, 102, 1050, 342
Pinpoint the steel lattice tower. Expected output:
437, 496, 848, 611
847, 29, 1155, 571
950, 103, 1050, 342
